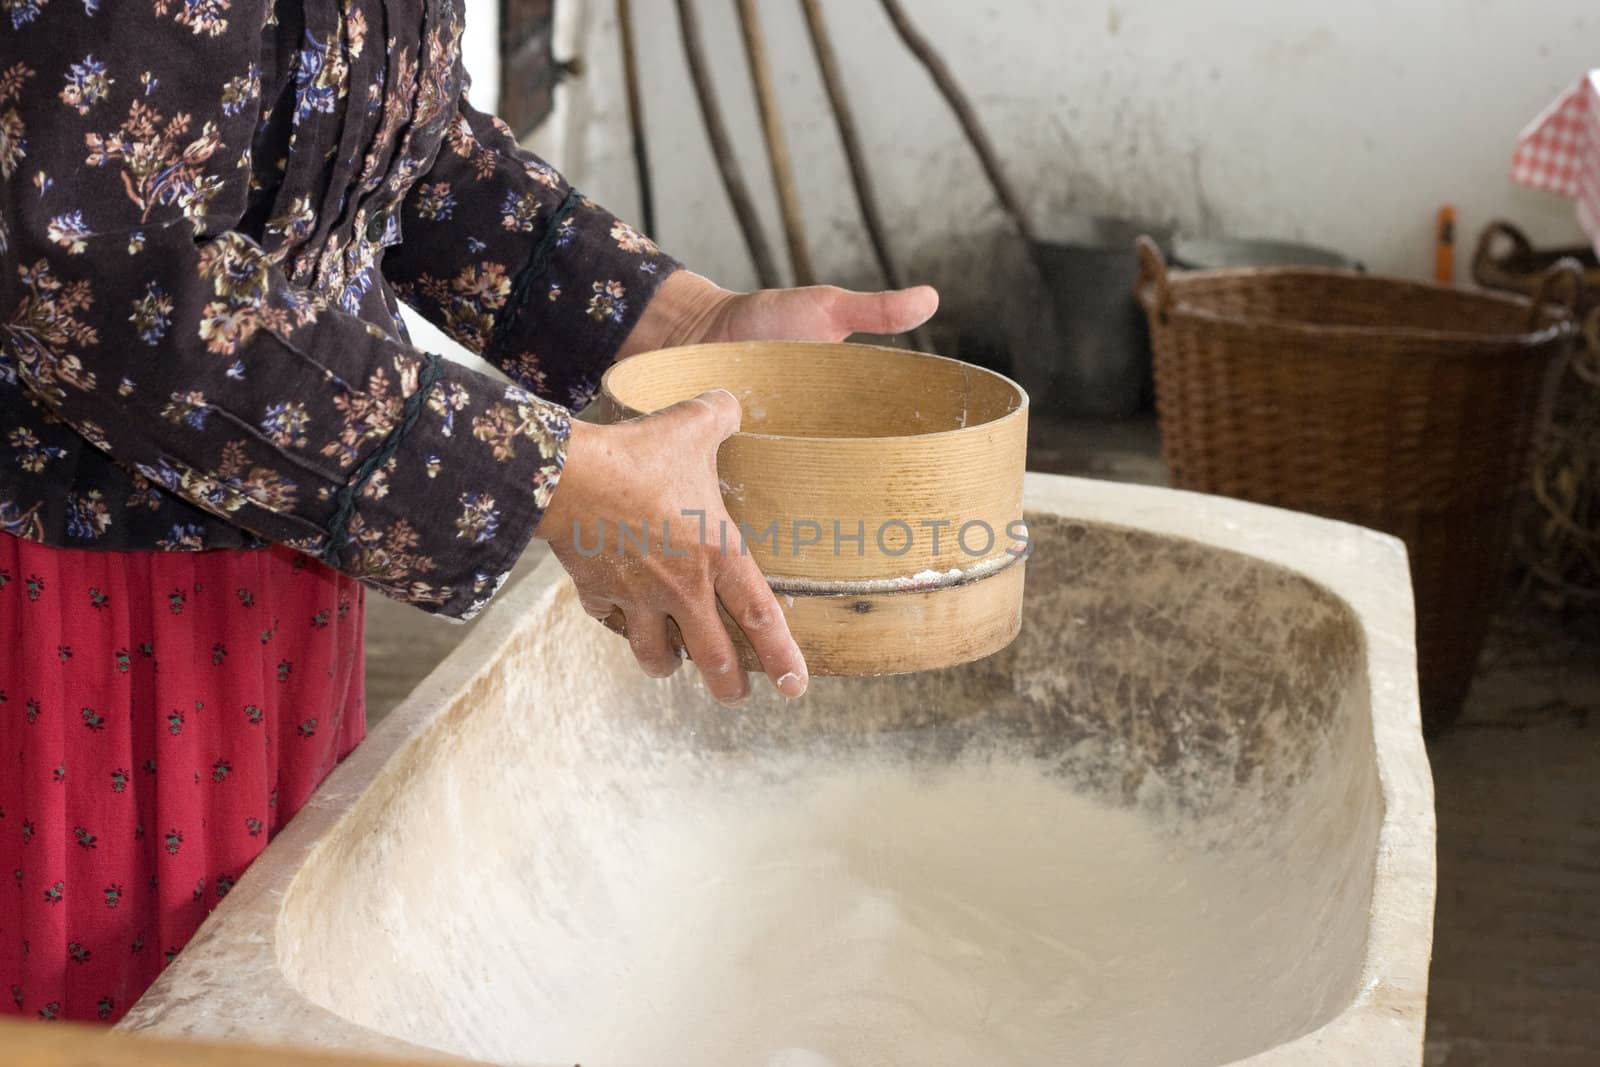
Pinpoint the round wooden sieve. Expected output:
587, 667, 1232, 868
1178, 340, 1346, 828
596, 341, 1029, 676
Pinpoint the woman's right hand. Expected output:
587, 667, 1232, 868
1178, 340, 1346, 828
535, 390, 807, 706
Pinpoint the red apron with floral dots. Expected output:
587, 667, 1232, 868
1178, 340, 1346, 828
0, 533, 365, 1024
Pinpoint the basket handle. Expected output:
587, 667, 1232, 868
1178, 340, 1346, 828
1526, 257, 1586, 329
1473, 219, 1534, 282
1579, 307, 1600, 388
1135, 235, 1172, 320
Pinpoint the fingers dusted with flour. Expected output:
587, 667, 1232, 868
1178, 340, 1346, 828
536, 389, 807, 704
717, 559, 807, 698
625, 610, 684, 680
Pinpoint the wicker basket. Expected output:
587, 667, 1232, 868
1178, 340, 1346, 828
1473, 221, 1600, 614
1473, 220, 1600, 312
1135, 238, 1579, 732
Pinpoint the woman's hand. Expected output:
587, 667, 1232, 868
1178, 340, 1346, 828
617, 270, 939, 355
542, 269, 937, 703
536, 390, 803, 706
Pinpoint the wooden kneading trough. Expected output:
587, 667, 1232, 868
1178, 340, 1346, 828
598, 341, 1030, 675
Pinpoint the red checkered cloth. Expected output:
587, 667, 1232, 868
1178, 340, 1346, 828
1512, 71, 1600, 255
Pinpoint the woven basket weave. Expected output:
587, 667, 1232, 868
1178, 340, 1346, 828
1136, 238, 1579, 731
1523, 310, 1600, 610
1473, 221, 1600, 614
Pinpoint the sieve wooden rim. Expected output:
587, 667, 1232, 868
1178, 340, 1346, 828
598, 341, 1030, 584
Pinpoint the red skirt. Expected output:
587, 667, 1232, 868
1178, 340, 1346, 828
0, 533, 365, 1024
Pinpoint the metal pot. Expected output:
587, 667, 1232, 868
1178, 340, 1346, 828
1023, 218, 1174, 418
1172, 236, 1363, 272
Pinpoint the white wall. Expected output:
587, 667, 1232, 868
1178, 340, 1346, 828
528, 0, 1593, 311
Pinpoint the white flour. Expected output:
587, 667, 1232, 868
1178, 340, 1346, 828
765, 551, 1016, 595
479, 753, 1312, 1067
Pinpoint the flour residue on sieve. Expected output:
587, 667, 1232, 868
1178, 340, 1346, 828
764, 547, 1023, 596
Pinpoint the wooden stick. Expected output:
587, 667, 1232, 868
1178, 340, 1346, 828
734, 0, 815, 286
799, 0, 899, 288
2, 1015, 419, 1067
673, 0, 781, 288
876, 0, 1037, 248
800, 0, 933, 350
616, 0, 655, 238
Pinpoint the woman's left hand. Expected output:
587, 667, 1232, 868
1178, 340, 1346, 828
618, 270, 939, 355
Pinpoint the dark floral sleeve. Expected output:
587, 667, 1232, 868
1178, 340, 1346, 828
383, 92, 681, 409
0, 3, 569, 619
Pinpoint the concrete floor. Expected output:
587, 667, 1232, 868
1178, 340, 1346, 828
1425, 608, 1600, 1067
362, 411, 1600, 1065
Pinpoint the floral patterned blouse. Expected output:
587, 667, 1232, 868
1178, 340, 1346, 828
0, 0, 679, 620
